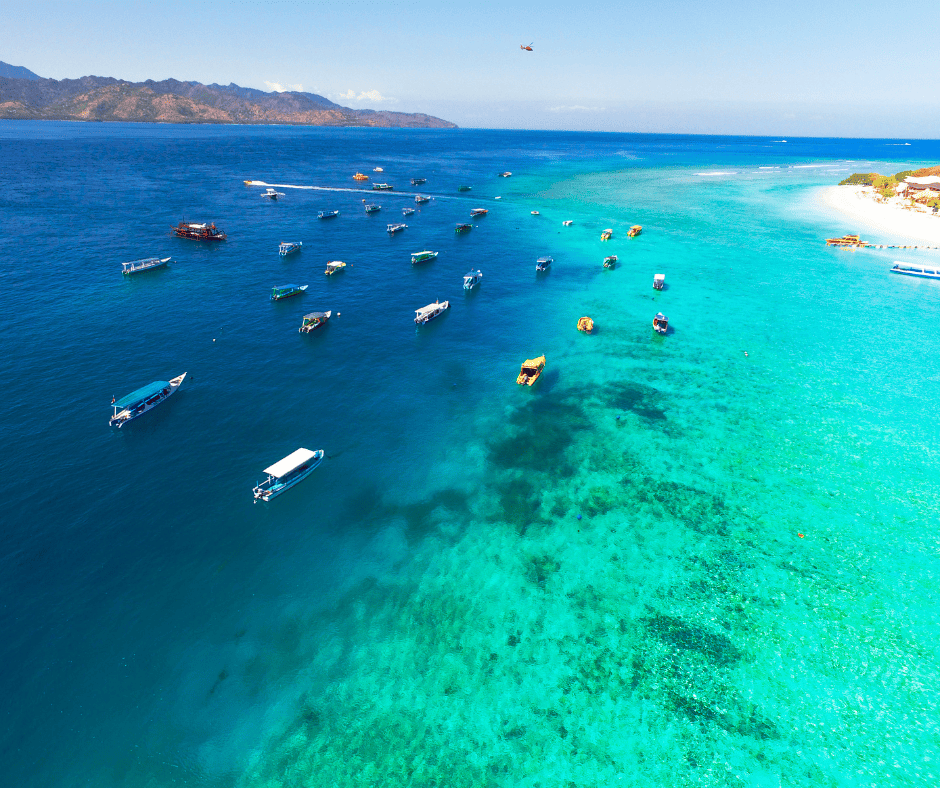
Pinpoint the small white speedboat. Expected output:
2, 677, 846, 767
463, 270, 482, 290
262, 188, 285, 200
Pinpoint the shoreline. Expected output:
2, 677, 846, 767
817, 184, 940, 246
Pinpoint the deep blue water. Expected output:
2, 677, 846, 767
2, 123, 940, 787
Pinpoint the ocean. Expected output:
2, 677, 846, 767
2, 123, 939, 788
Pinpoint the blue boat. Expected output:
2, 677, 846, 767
536, 256, 553, 272
122, 257, 170, 275
318, 210, 340, 219
365, 204, 381, 213
109, 373, 186, 428
279, 241, 302, 256
253, 448, 324, 501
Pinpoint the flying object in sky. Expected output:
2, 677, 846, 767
520, 43, 533, 51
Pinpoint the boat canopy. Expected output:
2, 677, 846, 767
304, 312, 330, 320
274, 284, 300, 291
264, 448, 317, 478
114, 380, 169, 409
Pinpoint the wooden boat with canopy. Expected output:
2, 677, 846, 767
253, 448, 324, 501
601, 228, 613, 241
353, 172, 369, 181
414, 301, 450, 325
628, 225, 642, 237
825, 234, 866, 247
325, 261, 346, 275
174, 222, 226, 241
271, 284, 308, 301
122, 257, 170, 275
279, 241, 302, 256
516, 356, 545, 386
299, 311, 331, 332
109, 373, 186, 427
577, 316, 594, 333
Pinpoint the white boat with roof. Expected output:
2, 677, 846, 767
536, 256, 553, 272
262, 188, 285, 200
387, 223, 408, 234
402, 207, 415, 216
271, 284, 308, 301
415, 300, 450, 324
279, 241, 302, 256
325, 261, 346, 275
299, 311, 332, 332
463, 270, 482, 290
891, 262, 940, 279
415, 195, 431, 204
653, 273, 665, 290
253, 448, 324, 501
122, 257, 170, 275
109, 373, 186, 427
411, 250, 438, 264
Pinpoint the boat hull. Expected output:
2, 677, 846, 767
109, 373, 186, 427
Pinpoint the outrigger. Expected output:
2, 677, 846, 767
109, 373, 186, 428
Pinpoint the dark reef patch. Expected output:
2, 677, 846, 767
642, 612, 741, 667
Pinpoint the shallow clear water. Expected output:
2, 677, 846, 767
2, 123, 940, 787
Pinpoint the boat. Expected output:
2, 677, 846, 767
826, 233, 866, 247
653, 313, 668, 335
536, 256, 552, 272
516, 356, 545, 386
299, 311, 331, 332
601, 228, 613, 241
353, 172, 369, 181
252, 448, 324, 501
457, 185, 472, 192
531, 211, 540, 215
373, 167, 384, 172
415, 195, 431, 204
470, 208, 488, 217
372, 183, 393, 191
498, 172, 512, 177
271, 284, 308, 301
628, 225, 642, 237
603, 255, 617, 269
318, 210, 340, 219
109, 373, 186, 428
577, 316, 594, 333
261, 188, 285, 200
243, 180, 253, 186
653, 273, 665, 290
411, 178, 426, 186
387, 223, 407, 234
122, 257, 170, 275
890, 262, 940, 278
455, 223, 472, 233
279, 241, 302, 256
402, 207, 415, 216
325, 261, 346, 275
563, 220, 573, 226
364, 204, 381, 213
174, 222, 226, 241
463, 270, 482, 289
414, 300, 450, 324
411, 250, 439, 265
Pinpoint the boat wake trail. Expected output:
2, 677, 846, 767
245, 180, 448, 199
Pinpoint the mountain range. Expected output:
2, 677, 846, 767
0, 63, 455, 128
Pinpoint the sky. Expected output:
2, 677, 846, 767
4, 0, 940, 136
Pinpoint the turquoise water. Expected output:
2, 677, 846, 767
2, 124, 940, 787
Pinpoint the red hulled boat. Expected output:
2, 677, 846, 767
173, 221, 227, 241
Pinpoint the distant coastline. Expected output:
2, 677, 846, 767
0, 74, 456, 129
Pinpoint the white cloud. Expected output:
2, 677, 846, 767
264, 81, 304, 93
549, 105, 606, 112
335, 89, 395, 104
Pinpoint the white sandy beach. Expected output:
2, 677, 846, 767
819, 185, 940, 246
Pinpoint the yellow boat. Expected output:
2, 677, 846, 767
353, 172, 369, 181
628, 225, 642, 237
325, 261, 346, 275
516, 355, 546, 386
601, 228, 613, 241
825, 233, 865, 247
577, 316, 594, 333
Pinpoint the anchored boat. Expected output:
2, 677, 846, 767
601, 228, 613, 241
299, 311, 332, 332
402, 207, 415, 216
353, 172, 369, 181
279, 241, 302, 256
372, 183, 393, 191
122, 257, 170, 275
415, 300, 450, 324
628, 225, 642, 237
577, 316, 594, 333
174, 222, 226, 241
890, 262, 940, 278
271, 284, 308, 301
463, 270, 482, 289
826, 233, 865, 247
109, 373, 186, 428
563, 220, 573, 226
253, 448, 324, 501
325, 261, 346, 275
536, 256, 553, 272
387, 223, 407, 234
653, 273, 665, 290
653, 313, 669, 335
457, 185, 472, 192
498, 171, 512, 177
261, 188, 285, 200
604, 255, 617, 269
411, 250, 439, 265
411, 178, 427, 186
364, 203, 381, 213
455, 223, 472, 233
516, 356, 545, 386
470, 208, 488, 217
318, 210, 340, 219
415, 195, 431, 204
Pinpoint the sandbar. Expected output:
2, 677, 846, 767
818, 185, 940, 246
